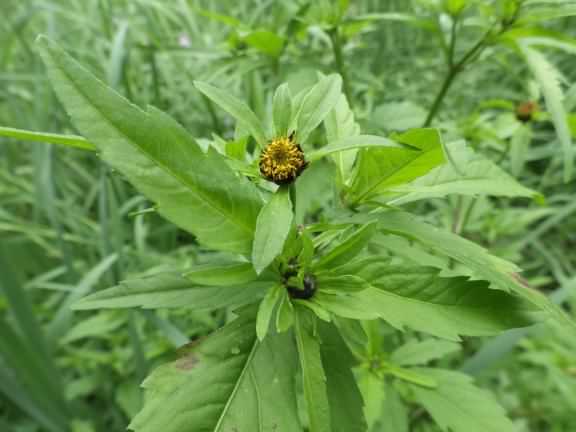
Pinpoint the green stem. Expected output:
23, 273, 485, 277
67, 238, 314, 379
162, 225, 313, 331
329, 27, 352, 107
447, 15, 459, 67
423, 23, 496, 127
423, 0, 525, 128
423, 66, 458, 127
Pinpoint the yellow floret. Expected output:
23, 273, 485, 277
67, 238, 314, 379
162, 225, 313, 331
259, 135, 307, 184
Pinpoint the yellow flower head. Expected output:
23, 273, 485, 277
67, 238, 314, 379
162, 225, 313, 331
259, 133, 308, 185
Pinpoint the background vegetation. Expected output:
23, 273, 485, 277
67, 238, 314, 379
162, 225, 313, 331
1, 0, 575, 431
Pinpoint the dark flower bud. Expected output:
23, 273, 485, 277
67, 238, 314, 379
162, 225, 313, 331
515, 101, 537, 123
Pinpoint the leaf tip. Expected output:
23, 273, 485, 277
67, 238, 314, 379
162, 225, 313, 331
256, 329, 266, 342
252, 262, 264, 275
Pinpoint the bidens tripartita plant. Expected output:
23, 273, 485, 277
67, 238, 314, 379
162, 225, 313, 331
36, 36, 574, 432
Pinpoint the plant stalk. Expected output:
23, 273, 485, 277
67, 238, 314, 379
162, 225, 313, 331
423, 1, 524, 127
423, 22, 496, 127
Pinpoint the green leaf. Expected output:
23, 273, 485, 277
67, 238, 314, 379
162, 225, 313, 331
272, 83, 293, 137
72, 272, 268, 310
130, 308, 302, 432
389, 140, 541, 205
375, 384, 409, 432
316, 273, 370, 293
319, 267, 541, 340
390, 339, 461, 366
371, 101, 427, 131
519, 3, 576, 23
252, 187, 294, 274
348, 12, 428, 25
0, 125, 95, 151
349, 128, 445, 203
294, 74, 343, 144
194, 80, 268, 147
299, 228, 315, 266
37, 36, 262, 255
520, 43, 573, 182
510, 123, 532, 177
410, 369, 515, 432
295, 161, 336, 225
193, 6, 242, 27
313, 291, 380, 321
243, 30, 285, 57
62, 312, 125, 343
377, 211, 575, 330
324, 94, 360, 182
256, 285, 282, 340
295, 299, 332, 322
315, 222, 377, 270
295, 307, 331, 432
357, 371, 386, 429
384, 363, 438, 388
184, 261, 257, 286
276, 289, 295, 332
318, 322, 367, 432
307, 135, 402, 162
0, 321, 69, 432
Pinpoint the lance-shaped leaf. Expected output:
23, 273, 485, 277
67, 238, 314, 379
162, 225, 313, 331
272, 83, 293, 137
130, 308, 302, 432
520, 44, 573, 182
314, 222, 377, 270
324, 93, 360, 183
0, 126, 95, 151
37, 36, 262, 255
276, 289, 295, 332
184, 261, 258, 286
390, 339, 460, 366
294, 74, 342, 144
194, 80, 268, 147
315, 273, 370, 293
349, 128, 445, 203
295, 307, 331, 432
376, 383, 409, 432
518, 3, 576, 24
389, 141, 542, 205
307, 135, 402, 162
377, 211, 575, 330
72, 272, 268, 310
256, 285, 283, 340
314, 267, 542, 340
252, 187, 294, 274
409, 368, 515, 432
318, 322, 368, 432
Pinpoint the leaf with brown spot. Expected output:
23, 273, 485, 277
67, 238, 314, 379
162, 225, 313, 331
130, 308, 302, 432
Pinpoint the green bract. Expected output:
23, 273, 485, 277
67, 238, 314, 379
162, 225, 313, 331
33, 34, 574, 432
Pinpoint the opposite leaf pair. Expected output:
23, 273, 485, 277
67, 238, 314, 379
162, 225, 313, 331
36, 35, 574, 432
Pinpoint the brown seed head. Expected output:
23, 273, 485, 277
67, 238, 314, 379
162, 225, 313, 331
516, 101, 538, 123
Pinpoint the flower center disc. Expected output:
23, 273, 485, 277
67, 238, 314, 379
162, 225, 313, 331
259, 136, 307, 185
